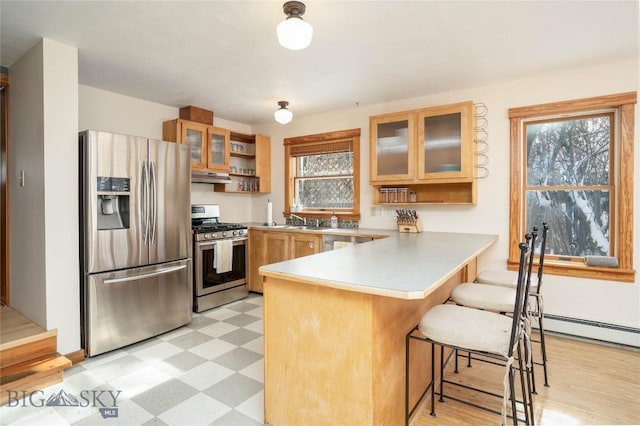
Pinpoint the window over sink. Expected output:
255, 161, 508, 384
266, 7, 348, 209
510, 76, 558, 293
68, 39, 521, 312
284, 129, 361, 220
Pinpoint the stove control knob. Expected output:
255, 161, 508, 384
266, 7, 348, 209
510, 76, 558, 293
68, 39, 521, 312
232, 230, 238, 236
205, 233, 212, 240
221, 231, 227, 238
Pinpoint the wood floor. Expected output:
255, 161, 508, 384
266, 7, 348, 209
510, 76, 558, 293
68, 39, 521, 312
412, 332, 640, 425
0, 305, 50, 348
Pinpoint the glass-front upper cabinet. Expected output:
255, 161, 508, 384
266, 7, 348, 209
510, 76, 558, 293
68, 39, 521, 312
181, 121, 209, 170
162, 119, 230, 173
369, 112, 416, 183
207, 127, 230, 172
417, 101, 474, 180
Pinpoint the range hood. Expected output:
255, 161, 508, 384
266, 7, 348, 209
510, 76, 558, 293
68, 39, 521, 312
191, 171, 233, 184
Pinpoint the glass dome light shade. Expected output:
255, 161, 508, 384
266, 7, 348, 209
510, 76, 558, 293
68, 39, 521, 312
274, 105, 293, 124
277, 17, 313, 50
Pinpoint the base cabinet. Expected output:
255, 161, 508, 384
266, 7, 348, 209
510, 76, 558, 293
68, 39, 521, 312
290, 233, 322, 258
248, 230, 321, 293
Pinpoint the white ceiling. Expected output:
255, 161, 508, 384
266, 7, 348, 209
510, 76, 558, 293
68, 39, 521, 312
1, 1, 638, 125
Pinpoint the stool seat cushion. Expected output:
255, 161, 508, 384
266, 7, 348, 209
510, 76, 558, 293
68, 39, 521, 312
476, 269, 538, 289
450, 283, 516, 313
419, 304, 514, 356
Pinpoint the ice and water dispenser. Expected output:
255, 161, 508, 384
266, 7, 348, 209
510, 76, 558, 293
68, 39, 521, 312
96, 177, 130, 230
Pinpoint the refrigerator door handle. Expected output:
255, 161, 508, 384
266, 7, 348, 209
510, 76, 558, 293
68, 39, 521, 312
103, 264, 188, 285
141, 160, 150, 245
149, 161, 157, 244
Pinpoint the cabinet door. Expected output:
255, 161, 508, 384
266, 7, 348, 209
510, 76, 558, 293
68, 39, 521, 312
208, 126, 230, 172
180, 121, 209, 170
369, 112, 415, 183
255, 135, 271, 193
291, 233, 322, 259
248, 230, 265, 293
417, 101, 474, 180
264, 232, 290, 265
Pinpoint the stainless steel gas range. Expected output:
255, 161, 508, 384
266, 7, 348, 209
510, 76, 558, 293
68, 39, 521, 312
191, 204, 248, 312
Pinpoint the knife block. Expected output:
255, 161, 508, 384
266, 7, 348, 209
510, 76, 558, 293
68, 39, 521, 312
397, 218, 423, 233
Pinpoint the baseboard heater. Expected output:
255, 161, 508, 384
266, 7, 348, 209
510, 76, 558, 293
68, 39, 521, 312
544, 314, 640, 335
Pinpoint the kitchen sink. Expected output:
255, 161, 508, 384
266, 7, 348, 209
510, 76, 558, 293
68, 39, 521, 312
269, 224, 316, 230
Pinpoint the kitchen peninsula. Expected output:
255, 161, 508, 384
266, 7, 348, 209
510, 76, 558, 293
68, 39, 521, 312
260, 231, 497, 425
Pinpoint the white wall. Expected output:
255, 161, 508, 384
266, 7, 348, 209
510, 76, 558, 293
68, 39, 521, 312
9, 40, 47, 327
42, 40, 79, 353
9, 39, 80, 353
252, 58, 640, 346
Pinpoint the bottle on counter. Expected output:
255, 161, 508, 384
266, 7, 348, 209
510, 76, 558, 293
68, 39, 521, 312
330, 211, 338, 228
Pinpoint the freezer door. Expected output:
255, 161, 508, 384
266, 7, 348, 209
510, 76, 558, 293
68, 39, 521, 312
83, 259, 192, 356
81, 130, 149, 273
148, 139, 191, 264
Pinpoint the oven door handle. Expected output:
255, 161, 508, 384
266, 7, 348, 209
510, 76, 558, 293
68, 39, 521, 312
103, 264, 187, 285
196, 237, 248, 249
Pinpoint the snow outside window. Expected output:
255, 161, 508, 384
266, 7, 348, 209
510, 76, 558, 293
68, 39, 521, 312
508, 92, 636, 282
524, 112, 614, 260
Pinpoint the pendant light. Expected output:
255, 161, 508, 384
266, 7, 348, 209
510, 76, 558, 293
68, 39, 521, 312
277, 1, 313, 50
274, 101, 293, 124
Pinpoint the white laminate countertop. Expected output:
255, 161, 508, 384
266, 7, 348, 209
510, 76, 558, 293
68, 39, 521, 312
247, 223, 392, 238
259, 231, 498, 300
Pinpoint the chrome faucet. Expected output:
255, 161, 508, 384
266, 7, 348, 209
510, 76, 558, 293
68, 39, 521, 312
290, 213, 306, 226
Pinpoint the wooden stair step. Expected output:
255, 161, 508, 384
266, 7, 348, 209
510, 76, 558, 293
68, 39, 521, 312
0, 307, 71, 406
0, 329, 58, 369
0, 353, 72, 405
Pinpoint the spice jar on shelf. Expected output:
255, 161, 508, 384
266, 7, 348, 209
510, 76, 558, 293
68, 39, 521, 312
398, 188, 408, 203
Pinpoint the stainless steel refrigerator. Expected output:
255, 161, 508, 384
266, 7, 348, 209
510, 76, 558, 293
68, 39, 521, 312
80, 130, 192, 356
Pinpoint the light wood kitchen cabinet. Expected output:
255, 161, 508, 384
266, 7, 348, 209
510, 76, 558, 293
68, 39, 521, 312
290, 233, 322, 258
248, 230, 266, 294
248, 230, 321, 293
370, 111, 416, 182
369, 101, 477, 205
162, 119, 230, 172
264, 232, 290, 264
214, 132, 271, 194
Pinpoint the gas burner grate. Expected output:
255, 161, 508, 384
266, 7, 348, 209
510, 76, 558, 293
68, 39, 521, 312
192, 221, 247, 233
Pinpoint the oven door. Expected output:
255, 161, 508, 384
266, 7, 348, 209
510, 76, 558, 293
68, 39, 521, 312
194, 237, 247, 296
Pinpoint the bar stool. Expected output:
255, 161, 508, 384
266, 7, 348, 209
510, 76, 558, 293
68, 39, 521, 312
449, 231, 538, 393
406, 240, 534, 425
467, 224, 550, 388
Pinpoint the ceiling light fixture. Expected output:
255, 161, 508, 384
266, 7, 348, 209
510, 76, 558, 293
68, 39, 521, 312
274, 101, 293, 124
277, 1, 313, 50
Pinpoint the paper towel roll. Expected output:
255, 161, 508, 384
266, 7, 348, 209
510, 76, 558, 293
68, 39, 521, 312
266, 199, 273, 225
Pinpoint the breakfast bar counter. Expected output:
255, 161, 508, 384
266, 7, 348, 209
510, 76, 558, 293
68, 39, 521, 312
259, 231, 498, 425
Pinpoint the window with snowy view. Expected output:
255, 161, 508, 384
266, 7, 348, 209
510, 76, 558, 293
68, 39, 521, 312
524, 113, 613, 258
508, 92, 635, 282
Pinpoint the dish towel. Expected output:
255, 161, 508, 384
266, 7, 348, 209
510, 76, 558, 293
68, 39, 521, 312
215, 240, 233, 273
333, 241, 353, 250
